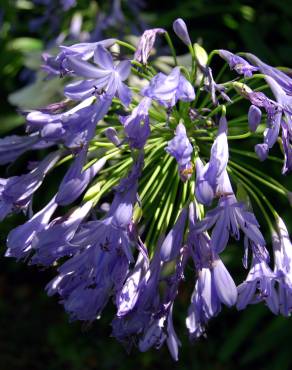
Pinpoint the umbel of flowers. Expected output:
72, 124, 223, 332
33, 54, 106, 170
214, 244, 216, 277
1, 18, 292, 360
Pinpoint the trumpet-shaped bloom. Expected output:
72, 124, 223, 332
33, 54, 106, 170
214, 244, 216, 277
64, 44, 132, 105
219, 50, 258, 78
141, 67, 195, 107
120, 97, 152, 149
0, 151, 61, 221
166, 122, 193, 181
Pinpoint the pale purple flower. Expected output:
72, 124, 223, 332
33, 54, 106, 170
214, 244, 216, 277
237, 243, 278, 314
282, 120, 292, 174
0, 134, 40, 165
5, 196, 57, 260
104, 127, 121, 146
195, 115, 229, 205
160, 207, 187, 262
46, 156, 143, 321
194, 171, 265, 253
141, 67, 195, 108
245, 53, 292, 95
248, 105, 262, 132
255, 143, 269, 161
204, 67, 231, 105
173, 18, 191, 46
218, 50, 258, 78
272, 217, 292, 316
116, 252, 149, 317
31, 201, 93, 266
42, 39, 116, 77
26, 96, 112, 149
119, 97, 152, 149
165, 122, 193, 181
64, 44, 132, 105
0, 151, 62, 221
186, 203, 237, 338
56, 148, 107, 205
134, 28, 166, 65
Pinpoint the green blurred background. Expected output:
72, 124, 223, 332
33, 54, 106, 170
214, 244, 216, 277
1, 1, 292, 369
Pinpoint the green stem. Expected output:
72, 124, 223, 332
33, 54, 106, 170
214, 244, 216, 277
164, 32, 177, 65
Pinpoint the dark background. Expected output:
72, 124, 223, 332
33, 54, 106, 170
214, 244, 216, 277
1, 1, 292, 369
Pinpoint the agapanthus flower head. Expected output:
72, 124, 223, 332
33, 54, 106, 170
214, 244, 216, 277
2, 19, 292, 359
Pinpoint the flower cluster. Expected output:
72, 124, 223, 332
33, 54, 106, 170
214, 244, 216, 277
2, 18, 292, 360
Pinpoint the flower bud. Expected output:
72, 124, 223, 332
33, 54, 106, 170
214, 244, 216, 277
255, 143, 269, 161
173, 18, 191, 46
248, 105, 262, 131
105, 127, 121, 146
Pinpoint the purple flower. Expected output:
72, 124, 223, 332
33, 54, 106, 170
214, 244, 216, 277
195, 115, 229, 205
42, 39, 116, 77
46, 157, 143, 321
218, 50, 258, 78
160, 207, 187, 262
116, 252, 149, 317
64, 44, 132, 106
31, 201, 93, 266
194, 171, 266, 253
165, 122, 193, 181
173, 18, 191, 46
248, 105, 262, 132
237, 243, 278, 314
119, 97, 152, 149
186, 203, 237, 338
204, 67, 231, 105
134, 28, 166, 65
5, 196, 57, 260
245, 53, 292, 95
255, 143, 269, 161
104, 127, 121, 146
56, 148, 107, 205
26, 96, 112, 149
141, 67, 195, 108
0, 134, 40, 165
0, 151, 61, 221
282, 120, 292, 174
272, 217, 292, 316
